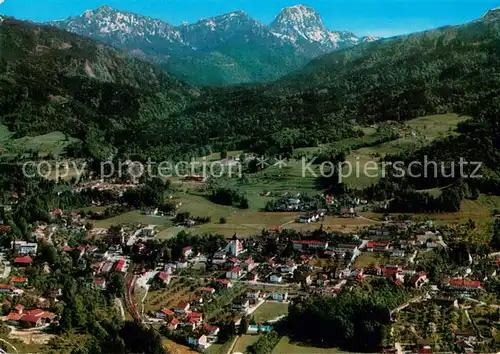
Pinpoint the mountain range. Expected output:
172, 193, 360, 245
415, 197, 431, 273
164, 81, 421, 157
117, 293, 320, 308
2, 7, 500, 161
47, 5, 378, 85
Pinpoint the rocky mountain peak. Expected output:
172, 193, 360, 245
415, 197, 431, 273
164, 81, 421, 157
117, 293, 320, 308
271, 4, 327, 42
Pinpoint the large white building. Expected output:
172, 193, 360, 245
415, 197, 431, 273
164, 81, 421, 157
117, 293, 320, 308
12, 241, 38, 255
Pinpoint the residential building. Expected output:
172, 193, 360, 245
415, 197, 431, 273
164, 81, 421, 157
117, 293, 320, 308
188, 334, 209, 350
443, 278, 483, 291
334, 244, 359, 254
93, 278, 107, 290
0, 284, 22, 295
204, 324, 220, 336
168, 318, 179, 331
6, 308, 56, 328
201, 287, 215, 295
215, 279, 232, 288
10, 276, 28, 287
226, 267, 242, 280
213, 251, 227, 265
366, 242, 391, 252
269, 274, 283, 283
271, 292, 288, 302
11, 241, 38, 255
246, 290, 261, 299
100, 261, 114, 274
157, 271, 170, 285
183, 246, 193, 259
292, 240, 328, 251
13, 255, 33, 266
391, 250, 405, 258
114, 259, 127, 273
173, 301, 190, 314
243, 258, 256, 272
409, 272, 428, 289
187, 312, 203, 326
454, 331, 478, 344
232, 297, 249, 311
280, 260, 297, 274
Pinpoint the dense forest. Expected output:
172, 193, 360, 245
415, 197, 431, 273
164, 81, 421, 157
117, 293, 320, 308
285, 278, 407, 352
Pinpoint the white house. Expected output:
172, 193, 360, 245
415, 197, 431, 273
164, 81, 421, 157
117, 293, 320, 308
232, 297, 250, 311
391, 250, 405, 258
11, 241, 38, 255
173, 301, 190, 314
243, 258, 256, 272
188, 335, 209, 350
271, 292, 288, 302
183, 246, 193, 258
280, 261, 297, 274
269, 274, 283, 283
334, 244, 359, 254
226, 267, 242, 280
426, 241, 439, 249
246, 290, 261, 299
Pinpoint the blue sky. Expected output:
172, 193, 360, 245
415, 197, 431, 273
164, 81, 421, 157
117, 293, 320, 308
0, 0, 499, 37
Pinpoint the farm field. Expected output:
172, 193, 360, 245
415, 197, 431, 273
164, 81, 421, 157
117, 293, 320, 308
392, 300, 468, 351
93, 210, 172, 228
143, 279, 198, 315
232, 334, 261, 353
162, 339, 198, 354
354, 252, 383, 268
251, 301, 288, 323
273, 337, 343, 354
205, 339, 235, 354
286, 215, 376, 234
0, 125, 79, 157
341, 113, 470, 189
354, 251, 411, 268
155, 192, 301, 238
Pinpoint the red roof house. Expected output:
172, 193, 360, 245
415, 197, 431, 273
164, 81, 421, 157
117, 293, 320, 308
13, 256, 33, 266
10, 276, 28, 287
157, 271, 170, 284
114, 259, 126, 272
445, 278, 482, 291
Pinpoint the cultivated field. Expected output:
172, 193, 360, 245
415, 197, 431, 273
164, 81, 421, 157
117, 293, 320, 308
162, 339, 198, 354
0, 124, 79, 157
273, 337, 343, 354
251, 301, 288, 323
341, 113, 470, 189
93, 210, 172, 229
233, 334, 262, 353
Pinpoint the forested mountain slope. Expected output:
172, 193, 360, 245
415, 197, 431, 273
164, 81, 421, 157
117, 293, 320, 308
2, 9, 500, 162
176, 9, 500, 156
275, 8, 500, 123
48, 5, 376, 85
0, 16, 198, 159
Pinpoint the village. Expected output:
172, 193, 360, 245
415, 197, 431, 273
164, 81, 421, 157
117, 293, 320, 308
0, 199, 498, 354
